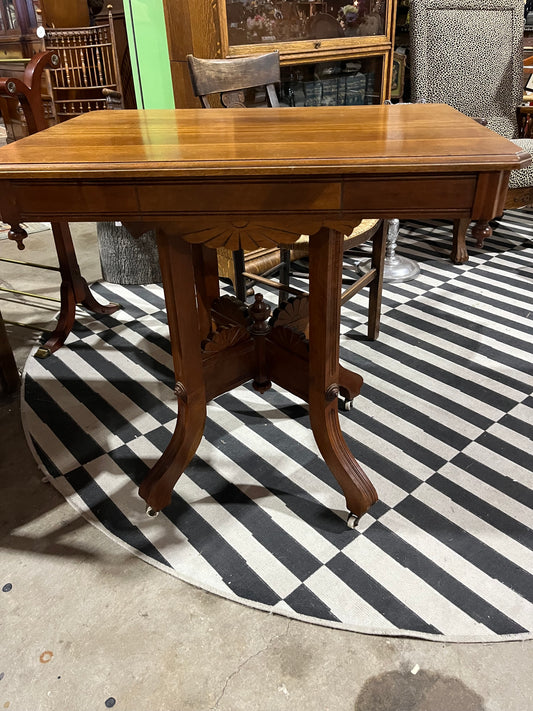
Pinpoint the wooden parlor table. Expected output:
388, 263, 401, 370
0, 104, 529, 523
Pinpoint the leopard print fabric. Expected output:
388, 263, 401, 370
509, 138, 533, 187
409, 0, 533, 188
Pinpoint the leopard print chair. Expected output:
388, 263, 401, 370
409, 0, 533, 263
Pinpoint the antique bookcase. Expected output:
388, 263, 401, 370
162, 0, 397, 109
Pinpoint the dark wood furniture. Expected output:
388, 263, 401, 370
0, 0, 90, 140
0, 50, 120, 357
0, 0, 41, 59
0, 104, 528, 522
0, 52, 52, 144
0, 50, 55, 134
43, 12, 124, 121
0, 309, 19, 395
0, 1, 134, 140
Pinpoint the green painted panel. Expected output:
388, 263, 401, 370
124, 0, 174, 109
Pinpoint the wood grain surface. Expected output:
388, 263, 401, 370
0, 104, 529, 179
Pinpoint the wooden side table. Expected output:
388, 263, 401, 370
0, 105, 528, 523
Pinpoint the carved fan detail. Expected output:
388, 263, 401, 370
269, 325, 309, 360
211, 295, 252, 328
202, 325, 251, 353
178, 219, 360, 251
270, 295, 309, 337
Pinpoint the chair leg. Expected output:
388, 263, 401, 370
278, 247, 291, 305
451, 218, 470, 264
36, 222, 121, 357
232, 249, 247, 302
367, 220, 387, 340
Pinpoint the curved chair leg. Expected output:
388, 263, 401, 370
36, 222, 121, 357
451, 218, 470, 264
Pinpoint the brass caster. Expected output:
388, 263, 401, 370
34, 346, 52, 359
347, 513, 359, 529
145, 505, 159, 518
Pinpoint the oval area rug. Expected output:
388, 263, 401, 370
21, 216, 533, 642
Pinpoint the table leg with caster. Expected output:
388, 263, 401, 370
308, 226, 378, 522
138, 227, 208, 514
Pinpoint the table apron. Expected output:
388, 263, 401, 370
0, 171, 509, 226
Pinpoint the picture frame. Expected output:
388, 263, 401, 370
390, 52, 406, 100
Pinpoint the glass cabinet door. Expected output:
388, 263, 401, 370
279, 55, 383, 105
225, 0, 387, 47
0, 0, 20, 31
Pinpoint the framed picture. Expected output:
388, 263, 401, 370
390, 52, 406, 100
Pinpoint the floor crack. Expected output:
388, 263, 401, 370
209, 618, 291, 710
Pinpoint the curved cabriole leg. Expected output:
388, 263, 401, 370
36, 222, 121, 357
308, 227, 378, 520
80, 288, 121, 316
451, 218, 470, 264
35, 279, 77, 358
139, 384, 207, 512
138, 227, 208, 513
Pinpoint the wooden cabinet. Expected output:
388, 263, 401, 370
38, 0, 89, 27
0, 0, 134, 141
162, 0, 397, 109
0, 1, 43, 141
0, 0, 39, 58
0, 1, 81, 141
0, 0, 90, 56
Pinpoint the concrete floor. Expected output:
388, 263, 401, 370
1, 222, 533, 710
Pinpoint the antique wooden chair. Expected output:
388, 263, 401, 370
0, 51, 120, 359
187, 52, 386, 340
409, 0, 533, 263
43, 9, 123, 121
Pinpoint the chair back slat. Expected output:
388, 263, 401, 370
187, 52, 280, 108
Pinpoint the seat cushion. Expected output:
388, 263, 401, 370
509, 138, 533, 189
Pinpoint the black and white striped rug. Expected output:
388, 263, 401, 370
21, 212, 533, 642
